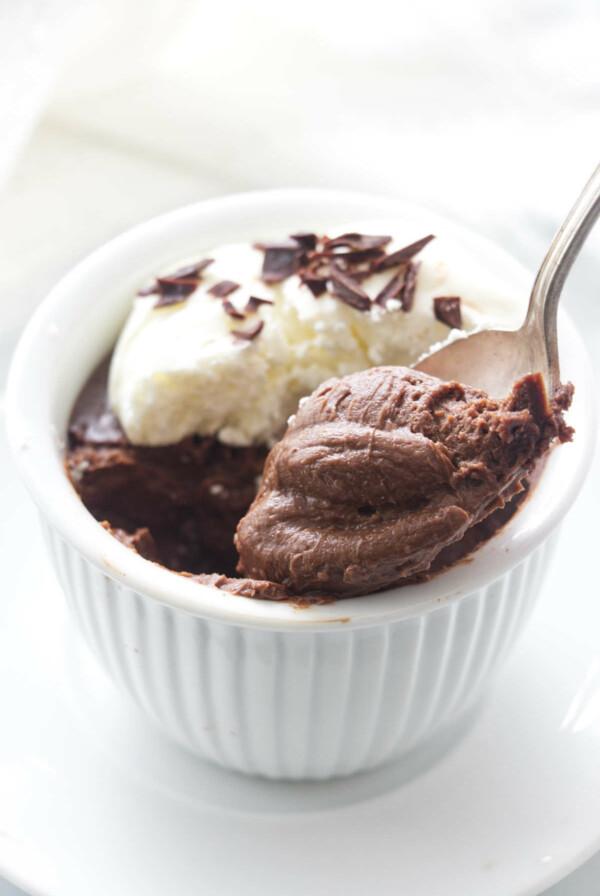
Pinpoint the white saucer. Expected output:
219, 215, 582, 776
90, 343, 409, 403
1, 379, 599, 896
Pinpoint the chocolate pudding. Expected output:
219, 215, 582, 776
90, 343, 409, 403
66, 360, 572, 602
236, 367, 573, 596
64, 227, 574, 602
68, 360, 267, 577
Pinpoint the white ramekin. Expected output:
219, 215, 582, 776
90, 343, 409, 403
6, 189, 596, 780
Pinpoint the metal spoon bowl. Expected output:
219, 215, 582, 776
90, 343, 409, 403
416, 164, 600, 396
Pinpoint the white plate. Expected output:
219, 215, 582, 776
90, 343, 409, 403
0, 343, 599, 896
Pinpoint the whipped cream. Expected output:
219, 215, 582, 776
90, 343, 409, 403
109, 222, 525, 447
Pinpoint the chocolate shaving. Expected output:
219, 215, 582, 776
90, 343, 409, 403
255, 239, 302, 283
305, 258, 331, 279
325, 233, 392, 251
153, 278, 199, 308
401, 262, 420, 311
207, 280, 240, 298
433, 296, 462, 329
374, 261, 421, 310
329, 263, 371, 311
232, 320, 264, 342
300, 273, 328, 297
290, 232, 318, 251
346, 265, 377, 282
222, 300, 245, 320
138, 258, 213, 296
245, 296, 274, 313
375, 234, 435, 270
374, 268, 406, 307
321, 247, 386, 266
167, 258, 214, 280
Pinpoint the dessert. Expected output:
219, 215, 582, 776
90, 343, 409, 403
236, 367, 573, 596
66, 226, 573, 601
68, 360, 267, 575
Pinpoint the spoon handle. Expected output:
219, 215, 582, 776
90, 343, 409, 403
525, 162, 600, 392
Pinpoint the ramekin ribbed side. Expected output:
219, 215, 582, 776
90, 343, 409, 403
41, 516, 553, 780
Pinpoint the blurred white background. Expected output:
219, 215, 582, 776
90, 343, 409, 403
0, 1, 599, 893
2, 0, 600, 333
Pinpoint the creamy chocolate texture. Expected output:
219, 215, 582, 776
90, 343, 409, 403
65, 227, 574, 602
69, 361, 267, 576
235, 367, 573, 596
67, 360, 573, 602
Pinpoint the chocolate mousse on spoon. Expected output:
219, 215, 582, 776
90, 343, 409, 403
237, 168, 600, 596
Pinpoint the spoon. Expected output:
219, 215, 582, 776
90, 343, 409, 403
415, 164, 600, 397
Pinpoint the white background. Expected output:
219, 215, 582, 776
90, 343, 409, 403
0, 1, 599, 892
